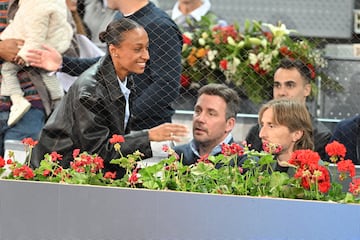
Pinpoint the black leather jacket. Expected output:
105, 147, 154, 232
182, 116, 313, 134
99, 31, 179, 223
31, 55, 152, 177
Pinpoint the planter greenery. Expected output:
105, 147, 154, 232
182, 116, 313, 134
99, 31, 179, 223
1, 136, 359, 204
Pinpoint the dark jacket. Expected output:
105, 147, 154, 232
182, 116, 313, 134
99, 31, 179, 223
62, 2, 183, 130
31, 54, 153, 178
117, 2, 183, 130
174, 137, 247, 167
245, 116, 332, 160
329, 115, 360, 165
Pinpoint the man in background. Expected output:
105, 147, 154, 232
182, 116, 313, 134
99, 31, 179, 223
246, 58, 332, 160
174, 83, 244, 165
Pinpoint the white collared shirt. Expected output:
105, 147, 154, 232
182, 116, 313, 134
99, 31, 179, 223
171, 0, 211, 22
117, 77, 131, 130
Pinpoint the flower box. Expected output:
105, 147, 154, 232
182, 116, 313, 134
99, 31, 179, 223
0, 179, 359, 240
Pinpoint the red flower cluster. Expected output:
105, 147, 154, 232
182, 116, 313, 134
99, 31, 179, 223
70, 152, 104, 173
279, 46, 292, 58
0, 156, 5, 168
289, 149, 331, 193
109, 134, 125, 144
197, 154, 211, 164
212, 25, 240, 44
182, 34, 192, 45
262, 141, 282, 155
12, 165, 35, 180
128, 168, 139, 185
21, 138, 38, 148
50, 152, 63, 162
180, 74, 191, 88
349, 178, 360, 196
221, 143, 244, 157
325, 140, 346, 163
325, 140, 356, 182
288, 149, 320, 168
104, 171, 116, 179
219, 59, 228, 71
337, 160, 356, 180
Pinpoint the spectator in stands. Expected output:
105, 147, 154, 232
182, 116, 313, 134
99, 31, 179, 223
31, 0, 183, 131
167, 0, 227, 32
173, 83, 246, 165
245, 58, 331, 160
80, 0, 117, 52
110, 0, 183, 130
258, 98, 314, 173
67, 0, 90, 38
328, 115, 360, 165
0, 0, 76, 158
30, 18, 188, 179
0, 0, 73, 127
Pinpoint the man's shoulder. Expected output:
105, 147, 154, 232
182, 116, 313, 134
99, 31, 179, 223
140, 3, 180, 29
173, 143, 197, 165
336, 115, 360, 128
173, 143, 191, 153
311, 117, 331, 134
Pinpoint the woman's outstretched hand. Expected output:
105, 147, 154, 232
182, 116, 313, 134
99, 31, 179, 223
26, 44, 62, 72
148, 123, 189, 142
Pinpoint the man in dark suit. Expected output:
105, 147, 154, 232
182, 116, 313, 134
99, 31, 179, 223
174, 83, 246, 166
329, 115, 360, 165
245, 58, 332, 160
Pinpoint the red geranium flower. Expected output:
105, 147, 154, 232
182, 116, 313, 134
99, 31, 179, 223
288, 149, 320, 168
43, 169, 51, 177
197, 154, 211, 164
262, 141, 282, 155
104, 171, 117, 179
73, 149, 80, 159
221, 143, 244, 156
219, 59, 228, 70
109, 134, 125, 144
0, 156, 5, 168
182, 34, 192, 45
180, 74, 191, 88
349, 178, 360, 196
337, 159, 356, 179
325, 141, 346, 163
50, 152, 63, 162
12, 165, 35, 180
21, 138, 38, 148
296, 164, 331, 193
128, 168, 139, 185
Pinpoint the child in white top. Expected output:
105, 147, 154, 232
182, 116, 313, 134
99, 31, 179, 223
0, 0, 73, 126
